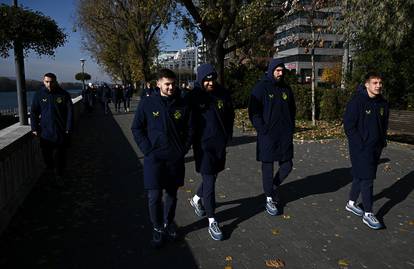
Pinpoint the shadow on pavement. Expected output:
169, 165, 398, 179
181, 167, 353, 240
0, 104, 198, 269
374, 171, 414, 225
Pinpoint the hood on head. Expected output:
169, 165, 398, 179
266, 58, 285, 82
196, 64, 217, 85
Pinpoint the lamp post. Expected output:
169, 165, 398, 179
80, 58, 86, 91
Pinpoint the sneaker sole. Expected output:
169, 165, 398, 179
362, 218, 381, 230
265, 208, 278, 216
345, 205, 363, 217
190, 199, 206, 217
208, 229, 223, 241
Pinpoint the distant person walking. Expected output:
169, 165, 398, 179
248, 59, 296, 216
343, 72, 389, 230
102, 83, 112, 114
30, 73, 73, 186
112, 84, 123, 112
131, 69, 193, 248
189, 64, 234, 241
123, 84, 133, 112
141, 81, 154, 98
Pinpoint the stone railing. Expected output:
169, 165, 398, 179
0, 96, 83, 234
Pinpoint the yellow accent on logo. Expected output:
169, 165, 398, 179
380, 107, 384, 116
268, 94, 274, 99
174, 110, 182, 120
282, 92, 288, 100
217, 100, 224, 109
366, 109, 371, 115
152, 111, 160, 117
56, 97, 63, 104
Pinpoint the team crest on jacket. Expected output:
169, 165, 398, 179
152, 111, 160, 117
365, 109, 371, 115
282, 92, 288, 100
42, 98, 47, 102
268, 94, 274, 99
217, 100, 224, 109
56, 97, 63, 104
174, 110, 182, 120
380, 107, 384, 116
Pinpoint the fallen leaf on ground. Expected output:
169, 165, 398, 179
265, 259, 285, 268
338, 259, 350, 268
282, 215, 291, 219
271, 229, 280, 235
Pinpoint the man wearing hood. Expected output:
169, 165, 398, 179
30, 73, 73, 186
343, 72, 389, 230
131, 68, 193, 247
189, 64, 234, 241
248, 59, 296, 216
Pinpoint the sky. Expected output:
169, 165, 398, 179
0, 0, 187, 83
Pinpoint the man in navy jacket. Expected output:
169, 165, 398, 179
30, 73, 73, 186
131, 69, 193, 247
248, 59, 296, 216
344, 72, 389, 230
189, 64, 234, 241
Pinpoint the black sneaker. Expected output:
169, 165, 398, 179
151, 228, 164, 248
190, 198, 206, 217
164, 223, 178, 241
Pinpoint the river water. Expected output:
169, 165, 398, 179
0, 89, 82, 110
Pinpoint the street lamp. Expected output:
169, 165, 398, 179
80, 58, 86, 91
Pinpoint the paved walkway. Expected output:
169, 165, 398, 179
0, 100, 413, 268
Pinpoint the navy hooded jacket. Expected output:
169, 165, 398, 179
30, 86, 74, 145
131, 88, 193, 189
191, 64, 235, 174
248, 59, 296, 162
343, 84, 389, 179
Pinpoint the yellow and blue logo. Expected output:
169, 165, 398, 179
282, 92, 288, 100
217, 100, 224, 109
152, 111, 160, 117
174, 110, 182, 120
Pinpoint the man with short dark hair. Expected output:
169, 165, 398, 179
131, 68, 193, 247
344, 72, 389, 230
30, 73, 73, 186
248, 59, 296, 216
189, 64, 234, 241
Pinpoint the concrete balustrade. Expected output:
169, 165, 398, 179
0, 96, 83, 234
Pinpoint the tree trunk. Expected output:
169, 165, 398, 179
311, 22, 316, 126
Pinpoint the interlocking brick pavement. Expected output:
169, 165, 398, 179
0, 100, 413, 269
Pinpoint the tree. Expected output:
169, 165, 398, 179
177, 0, 290, 83
339, 0, 414, 109
75, 72, 92, 81
0, 4, 66, 57
321, 63, 342, 87
76, 0, 172, 83
283, 0, 338, 125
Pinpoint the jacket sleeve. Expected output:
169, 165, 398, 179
30, 92, 40, 132
131, 100, 152, 155
184, 107, 194, 154
343, 97, 363, 149
288, 86, 296, 130
248, 85, 268, 134
383, 102, 390, 147
66, 93, 74, 132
